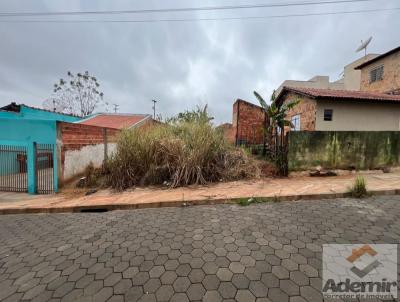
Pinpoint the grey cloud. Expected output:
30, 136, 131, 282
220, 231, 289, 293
0, 0, 399, 122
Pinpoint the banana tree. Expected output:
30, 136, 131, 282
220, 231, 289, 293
253, 91, 300, 175
254, 91, 299, 143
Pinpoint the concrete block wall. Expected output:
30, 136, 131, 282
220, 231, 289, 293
288, 131, 400, 171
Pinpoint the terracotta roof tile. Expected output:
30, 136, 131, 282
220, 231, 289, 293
277, 87, 400, 103
79, 114, 151, 129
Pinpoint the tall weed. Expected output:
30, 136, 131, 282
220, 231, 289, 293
107, 122, 259, 190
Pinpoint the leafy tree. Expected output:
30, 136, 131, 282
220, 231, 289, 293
254, 90, 299, 135
166, 105, 214, 124
43, 71, 106, 116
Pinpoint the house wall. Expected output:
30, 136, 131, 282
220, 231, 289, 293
233, 99, 266, 145
315, 99, 400, 131
284, 93, 317, 132
276, 76, 344, 96
343, 54, 379, 91
0, 118, 57, 144
0, 118, 58, 193
288, 131, 400, 171
57, 122, 119, 183
360, 51, 400, 93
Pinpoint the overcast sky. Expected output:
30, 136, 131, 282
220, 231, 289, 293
0, 0, 399, 123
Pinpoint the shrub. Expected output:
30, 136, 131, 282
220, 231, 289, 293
106, 122, 260, 190
78, 162, 107, 188
350, 175, 368, 198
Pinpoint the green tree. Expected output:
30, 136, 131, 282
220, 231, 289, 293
253, 90, 300, 176
254, 90, 299, 135
166, 104, 214, 124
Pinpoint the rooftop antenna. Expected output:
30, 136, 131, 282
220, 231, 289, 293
152, 99, 157, 119
112, 103, 119, 113
356, 36, 372, 57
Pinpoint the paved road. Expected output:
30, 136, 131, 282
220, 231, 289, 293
0, 196, 399, 302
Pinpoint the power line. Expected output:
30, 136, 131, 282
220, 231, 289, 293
0, 7, 398, 23
0, 0, 381, 17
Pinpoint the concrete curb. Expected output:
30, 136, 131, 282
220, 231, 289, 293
1, 188, 400, 215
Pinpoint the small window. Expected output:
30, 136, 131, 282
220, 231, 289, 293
324, 109, 333, 121
370, 65, 384, 83
291, 114, 301, 131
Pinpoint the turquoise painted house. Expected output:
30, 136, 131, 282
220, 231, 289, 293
0, 103, 81, 194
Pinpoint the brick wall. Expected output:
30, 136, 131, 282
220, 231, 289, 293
57, 122, 120, 184
284, 92, 317, 132
217, 123, 235, 144
360, 51, 400, 94
233, 99, 266, 145
58, 122, 119, 151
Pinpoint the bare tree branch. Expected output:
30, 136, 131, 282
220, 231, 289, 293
43, 71, 106, 116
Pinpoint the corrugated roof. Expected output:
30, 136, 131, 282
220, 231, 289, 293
78, 113, 151, 129
354, 46, 400, 69
276, 87, 400, 104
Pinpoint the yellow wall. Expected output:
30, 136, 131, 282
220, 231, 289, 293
316, 99, 400, 131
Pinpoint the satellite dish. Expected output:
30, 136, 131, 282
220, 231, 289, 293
356, 36, 373, 56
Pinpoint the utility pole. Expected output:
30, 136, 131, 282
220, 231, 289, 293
112, 104, 119, 113
152, 99, 157, 119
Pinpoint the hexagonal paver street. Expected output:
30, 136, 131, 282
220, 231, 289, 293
0, 195, 399, 301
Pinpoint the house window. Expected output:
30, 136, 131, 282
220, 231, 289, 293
324, 109, 333, 121
370, 65, 384, 83
291, 114, 301, 131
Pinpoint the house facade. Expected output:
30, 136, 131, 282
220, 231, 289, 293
0, 103, 82, 193
355, 46, 400, 94
275, 54, 379, 95
275, 45, 400, 132
0, 103, 120, 193
276, 87, 400, 132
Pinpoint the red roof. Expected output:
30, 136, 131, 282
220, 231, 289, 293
276, 87, 400, 104
79, 114, 151, 129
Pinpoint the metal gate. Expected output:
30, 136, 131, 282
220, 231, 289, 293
36, 143, 54, 194
0, 144, 28, 192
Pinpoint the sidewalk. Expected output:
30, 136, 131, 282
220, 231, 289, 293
1, 171, 400, 214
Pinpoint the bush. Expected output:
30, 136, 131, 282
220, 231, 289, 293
106, 122, 260, 190
350, 175, 368, 198
77, 162, 107, 188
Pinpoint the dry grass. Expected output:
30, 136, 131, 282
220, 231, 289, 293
106, 122, 260, 190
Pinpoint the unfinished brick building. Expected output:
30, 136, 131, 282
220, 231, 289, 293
223, 99, 267, 145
